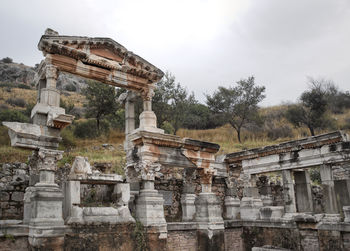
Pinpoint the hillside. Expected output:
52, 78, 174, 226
0, 59, 88, 92
0, 58, 349, 170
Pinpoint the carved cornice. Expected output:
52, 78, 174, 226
226, 130, 349, 164
38, 31, 164, 83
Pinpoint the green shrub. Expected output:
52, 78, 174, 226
267, 125, 293, 140
17, 83, 31, 89
0, 109, 29, 123
65, 84, 77, 92
1, 57, 13, 63
0, 126, 10, 146
73, 119, 110, 139
6, 98, 26, 107
310, 168, 321, 185
60, 127, 77, 149
161, 121, 175, 134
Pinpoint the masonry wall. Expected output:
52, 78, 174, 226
0, 163, 29, 220
167, 230, 197, 251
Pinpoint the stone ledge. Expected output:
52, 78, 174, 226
167, 222, 199, 231
0, 222, 29, 237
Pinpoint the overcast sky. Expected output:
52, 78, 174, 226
0, 0, 349, 106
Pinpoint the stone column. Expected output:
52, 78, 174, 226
282, 170, 297, 214
138, 87, 164, 133
294, 170, 314, 213
40, 65, 60, 107
31, 63, 68, 127
320, 164, 339, 214
125, 91, 136, 136
28, 148, 66, 250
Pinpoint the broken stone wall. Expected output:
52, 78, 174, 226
0, 163, 28, 220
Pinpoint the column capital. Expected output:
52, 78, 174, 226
140, 86, 155, 101
36, 148, 63, 172
45, 64, 58, 79
135, 160, 162, 181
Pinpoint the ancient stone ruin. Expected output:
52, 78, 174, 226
1, 29, 350, 250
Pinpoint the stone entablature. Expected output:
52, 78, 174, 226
37, 29, 164, 92
226, 131, 350, 175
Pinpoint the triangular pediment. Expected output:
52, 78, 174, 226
38, 28, 163, 84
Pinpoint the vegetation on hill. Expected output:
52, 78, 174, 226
0, 57, 349, 168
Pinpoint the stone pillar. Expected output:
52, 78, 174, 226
320, 164, 339, 214
181, 184, 196, 221
63, 180, 82, 224
240, 174, 263, 220
28, 148, 66, 250
282, 170, 297, 214
125, 91, 136, 136
138, 87, 164, 133
294, 170, 314, 213
40, 65, 60, 107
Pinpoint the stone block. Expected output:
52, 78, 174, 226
114, 183, 130, 206
195, 192, 224, 224
0, 191, 9, 201
240, 197, 263, 220
11, 191, 24, 202
181, 193, 196, 221
259, 206, 284, 220
343, 206, 350, 222
224, 196, 240, 220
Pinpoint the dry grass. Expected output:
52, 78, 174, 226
0, 88, 86, 109
0, 88, 36, 109
58, 129, 126, 174
0, 146, 31, 163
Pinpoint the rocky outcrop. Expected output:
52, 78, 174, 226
0, 61, 87, 92
0, 62, 35, 85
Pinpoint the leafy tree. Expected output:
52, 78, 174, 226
285, 78, 330, 136
83, 80, 118, 131
206, 76, 265, 143
153, 72, 196, 134
1, 57, 13, 63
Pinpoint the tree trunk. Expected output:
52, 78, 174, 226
236, 128, 242, 143
96, 117, 100, 132
308, 126, 315, 136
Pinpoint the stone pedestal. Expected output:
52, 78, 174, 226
240, 187, 263, 220
136, 180, 167, 236
195, 192, 224, 228
224, 196, 240, 220
27, 149, 66, 250
181, 193, 196, 221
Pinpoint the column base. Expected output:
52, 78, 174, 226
195, 192, 224, 225
181, 193, 196, 221
138, 111, 164, 134
240, 197, 263, 220
224, 196, 240, 220
28, 185, 65, 250
136, 185, 167, 226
